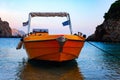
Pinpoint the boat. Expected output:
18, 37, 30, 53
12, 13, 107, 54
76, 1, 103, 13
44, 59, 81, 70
16, 12, 85, 62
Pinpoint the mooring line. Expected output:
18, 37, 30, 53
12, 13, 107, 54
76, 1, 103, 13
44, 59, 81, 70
86, 41, 120, 59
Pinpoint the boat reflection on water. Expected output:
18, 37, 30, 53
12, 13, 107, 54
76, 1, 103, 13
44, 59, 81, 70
19, 60, 84, 80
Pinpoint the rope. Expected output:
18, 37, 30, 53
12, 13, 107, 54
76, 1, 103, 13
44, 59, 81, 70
86, 41, 120, 59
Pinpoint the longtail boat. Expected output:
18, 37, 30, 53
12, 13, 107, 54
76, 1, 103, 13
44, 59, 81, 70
17, 12, 85, 62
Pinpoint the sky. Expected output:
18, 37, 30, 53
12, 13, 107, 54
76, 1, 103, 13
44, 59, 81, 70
0, 0, 116, 36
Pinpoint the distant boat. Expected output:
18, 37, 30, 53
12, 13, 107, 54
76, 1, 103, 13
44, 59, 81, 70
16, 12, 85, 62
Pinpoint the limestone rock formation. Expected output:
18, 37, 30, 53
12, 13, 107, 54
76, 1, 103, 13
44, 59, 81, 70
87, 0, 120, 42
12, 28, 25, 37
0, 18, 12, 37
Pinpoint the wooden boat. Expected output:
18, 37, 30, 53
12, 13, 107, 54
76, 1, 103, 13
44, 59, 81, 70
17, 12, 85, 62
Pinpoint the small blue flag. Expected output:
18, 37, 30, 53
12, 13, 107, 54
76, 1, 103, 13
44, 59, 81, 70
62, 20, 70, 26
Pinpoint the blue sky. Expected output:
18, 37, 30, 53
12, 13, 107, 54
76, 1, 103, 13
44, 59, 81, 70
0, 0, 116, 36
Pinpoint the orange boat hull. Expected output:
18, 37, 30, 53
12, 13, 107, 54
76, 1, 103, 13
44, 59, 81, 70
19, 12, 86, 62
23, 34, 84, 62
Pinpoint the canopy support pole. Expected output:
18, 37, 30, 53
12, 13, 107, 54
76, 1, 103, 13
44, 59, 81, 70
28, 13, 31, 34
67, 14, 72, 35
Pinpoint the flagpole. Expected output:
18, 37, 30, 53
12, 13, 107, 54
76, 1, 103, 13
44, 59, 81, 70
67, 14, 72, 35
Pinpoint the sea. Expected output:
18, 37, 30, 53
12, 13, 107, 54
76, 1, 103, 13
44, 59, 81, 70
0, 38, 120, 80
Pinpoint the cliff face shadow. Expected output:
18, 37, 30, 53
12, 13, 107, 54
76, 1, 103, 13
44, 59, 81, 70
19, 60, 84, 80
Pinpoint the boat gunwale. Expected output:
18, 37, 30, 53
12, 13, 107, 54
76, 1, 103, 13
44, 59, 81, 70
23, 39, 85, 43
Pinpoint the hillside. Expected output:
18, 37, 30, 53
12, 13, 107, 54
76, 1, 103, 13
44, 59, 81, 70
0, 18, 25, 37
87, 0, 120, 42
0, 18, 12, 37
12, 28, 25, 37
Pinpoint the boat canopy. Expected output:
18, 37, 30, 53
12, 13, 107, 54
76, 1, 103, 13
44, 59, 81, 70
24, 12, 72, 34
29, 12, 69, 17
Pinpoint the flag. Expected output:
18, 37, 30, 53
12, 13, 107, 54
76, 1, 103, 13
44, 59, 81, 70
62, 20, 70, 26
23, 21, 29, 26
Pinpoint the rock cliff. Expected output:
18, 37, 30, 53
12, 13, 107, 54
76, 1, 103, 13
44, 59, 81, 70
12, 28, 25, 37
87, 0, 120, 42
0, 18, 12, 37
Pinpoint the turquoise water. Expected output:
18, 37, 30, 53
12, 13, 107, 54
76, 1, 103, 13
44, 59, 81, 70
0, 38, 120, 80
